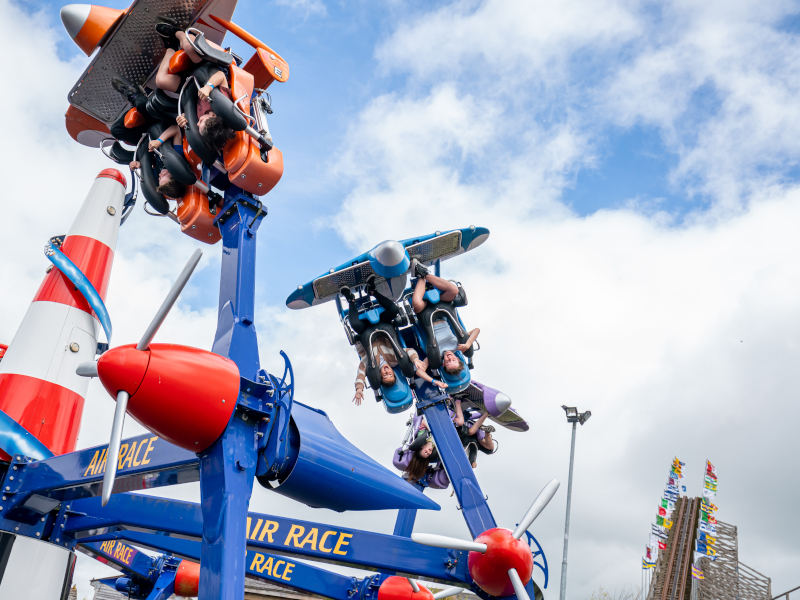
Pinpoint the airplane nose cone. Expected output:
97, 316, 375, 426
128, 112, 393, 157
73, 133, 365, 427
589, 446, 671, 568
494, 392, 512, 415
369, 240, 410, 279
374, 240, 406, 267
97, 344, 150, 398
60, 4, 91, 39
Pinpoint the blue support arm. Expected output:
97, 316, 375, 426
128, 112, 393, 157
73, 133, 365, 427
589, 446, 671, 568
64, 494, 469, 584
417, 392, 497, 537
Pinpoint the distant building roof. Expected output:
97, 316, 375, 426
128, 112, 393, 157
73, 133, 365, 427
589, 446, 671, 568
89, 575, 322, 600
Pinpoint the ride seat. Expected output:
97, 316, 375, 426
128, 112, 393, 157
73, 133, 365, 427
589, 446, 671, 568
228, 65, 254, 115
359, 306, 384, 324
124, 107, 146, 128
224, 136, 284, 196
190, 31, 235, 67
176, 187, 221, 245
168, 49, 193, 74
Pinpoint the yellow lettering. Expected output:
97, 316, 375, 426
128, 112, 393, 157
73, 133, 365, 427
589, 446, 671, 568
259, 520, 278, 542
141, 437, 158, 465
319, 530, 336, 553
120, 442, 136, 470
246, 517, 252, 539
261, 557, 274, 576
98, 449, 108, 475
299, 528, 318, 551
100, 540, 112, 553
132, 440, 147, 467
84, 451, 99, 477
333, 533, 353, 556
282, 562, 294, 581
274, 560, 285, 578
251, 519, 263, 541
125, 548, 134, 564
249, 553, 265, 572
284, 524, 304, 547
113, 543, 123, 560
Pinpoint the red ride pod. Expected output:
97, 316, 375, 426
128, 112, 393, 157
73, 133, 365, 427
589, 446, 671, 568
467, 528, 534, 597
377, 576, 434, 600
97, 344, 239, 452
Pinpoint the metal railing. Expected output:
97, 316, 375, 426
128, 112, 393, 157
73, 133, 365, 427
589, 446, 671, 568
773, 585, 800, 599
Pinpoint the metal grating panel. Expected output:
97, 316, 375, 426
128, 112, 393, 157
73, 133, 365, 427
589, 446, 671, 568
68, 0, 215, 125
406, 231, 462, 264
312, 262, 382, 299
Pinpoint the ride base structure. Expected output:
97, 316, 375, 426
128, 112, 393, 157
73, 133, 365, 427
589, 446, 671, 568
0, 3, 556, 600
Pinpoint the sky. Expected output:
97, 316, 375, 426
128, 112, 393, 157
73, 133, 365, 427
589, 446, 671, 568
2, 0, 800, 598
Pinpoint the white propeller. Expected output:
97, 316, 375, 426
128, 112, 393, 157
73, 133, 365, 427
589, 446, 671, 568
411, 479, 561, 600
98, 249, 203, 506
433, 587, 475, 599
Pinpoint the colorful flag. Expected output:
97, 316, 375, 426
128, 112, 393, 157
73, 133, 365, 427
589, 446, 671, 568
702, 489, 716, 499
699, 523, 717, 535
661, 498, 670, 509
708, 516, 717, 525
664, 519, 673, 529
668, 478, 675, 486
706, 536, 716, 545
700, 512, 709, 523
658, 507, 667, 517
696, 541, 707, 553
658, 541, 667, 550
642, 559, 655, 569
656, 516, 665, 526
646, 547, 652, 560
707, 546, 716, 557
706, 461, 716, 474
682, 485, 687, 492
675, 458, 685, 467
691, 566, 704, 580
652, 526, 667, 540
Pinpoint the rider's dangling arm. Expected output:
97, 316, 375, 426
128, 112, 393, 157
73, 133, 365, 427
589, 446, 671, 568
452, 399, 465, 427
149, 124, 180, 151
467, 412, 490, 436
457, 327, 480, 352
198, 70, 229, 101
412, 354, 447, 390
353, 355, 367, 406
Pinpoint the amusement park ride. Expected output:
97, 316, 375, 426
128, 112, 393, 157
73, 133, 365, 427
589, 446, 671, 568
0, 1, 558, 599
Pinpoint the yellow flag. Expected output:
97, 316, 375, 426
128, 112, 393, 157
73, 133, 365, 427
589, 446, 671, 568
664, 520, 673, 529
706, 536, 716, 545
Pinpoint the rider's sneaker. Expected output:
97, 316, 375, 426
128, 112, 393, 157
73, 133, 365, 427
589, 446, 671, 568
155, 23, 181, 50
111, 78, 141, 103
410, 258, 429, 279
480, 424, 496, 434
340, 286, 355, 303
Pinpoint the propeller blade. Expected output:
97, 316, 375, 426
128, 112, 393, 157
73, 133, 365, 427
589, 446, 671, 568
101, 391, 130, 507
507, 568, 530, 600
433, 587, 472, 599
512, 479, 561, 540
76, 361, 98, 378
407, 578, 420, 593
137, 249, 202, 351
411, 533, 487, 554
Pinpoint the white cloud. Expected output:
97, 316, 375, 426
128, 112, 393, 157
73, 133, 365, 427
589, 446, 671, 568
273, 0, 327, 18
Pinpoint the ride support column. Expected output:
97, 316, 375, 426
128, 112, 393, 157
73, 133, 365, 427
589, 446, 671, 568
199, 190, 265, 600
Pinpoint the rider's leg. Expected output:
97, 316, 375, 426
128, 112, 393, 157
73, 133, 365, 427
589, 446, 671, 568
424, 273, 459, 302
412, 276, 428, 314
155, 49, 181, 92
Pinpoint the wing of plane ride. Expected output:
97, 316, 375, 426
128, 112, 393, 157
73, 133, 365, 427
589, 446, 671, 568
62, 0, 290, 147
286, 226, 490, 310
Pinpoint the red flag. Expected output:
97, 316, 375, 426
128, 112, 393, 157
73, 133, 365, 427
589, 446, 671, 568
658, 507, 667, 517
708, 516, 717, 524
646, 547, 652, 560
668, 478, 675, 485
658, 541, 667, 550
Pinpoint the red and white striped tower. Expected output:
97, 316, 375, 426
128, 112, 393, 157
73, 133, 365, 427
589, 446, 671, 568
0, 169, 126, 460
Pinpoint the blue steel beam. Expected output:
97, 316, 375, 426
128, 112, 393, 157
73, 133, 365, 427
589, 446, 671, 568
65, 494, 469, 584
79, 539, 157, 580
203, 190, 266, 600
416, 391, 497, 538
80, 530, 360, 600
0, 433, 198, 514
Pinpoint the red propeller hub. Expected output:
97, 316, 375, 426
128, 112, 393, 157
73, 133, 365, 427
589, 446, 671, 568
174, 560, 200, 597
468, 528, 533, 597
377, 576, 434, 600
97, 344, 240, 452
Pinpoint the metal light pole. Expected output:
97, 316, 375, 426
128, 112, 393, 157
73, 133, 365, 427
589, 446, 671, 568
559, 405, 592, 600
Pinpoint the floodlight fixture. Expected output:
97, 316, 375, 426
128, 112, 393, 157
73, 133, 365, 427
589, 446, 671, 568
561, 405, 579, 423
578, 410, 592, 426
